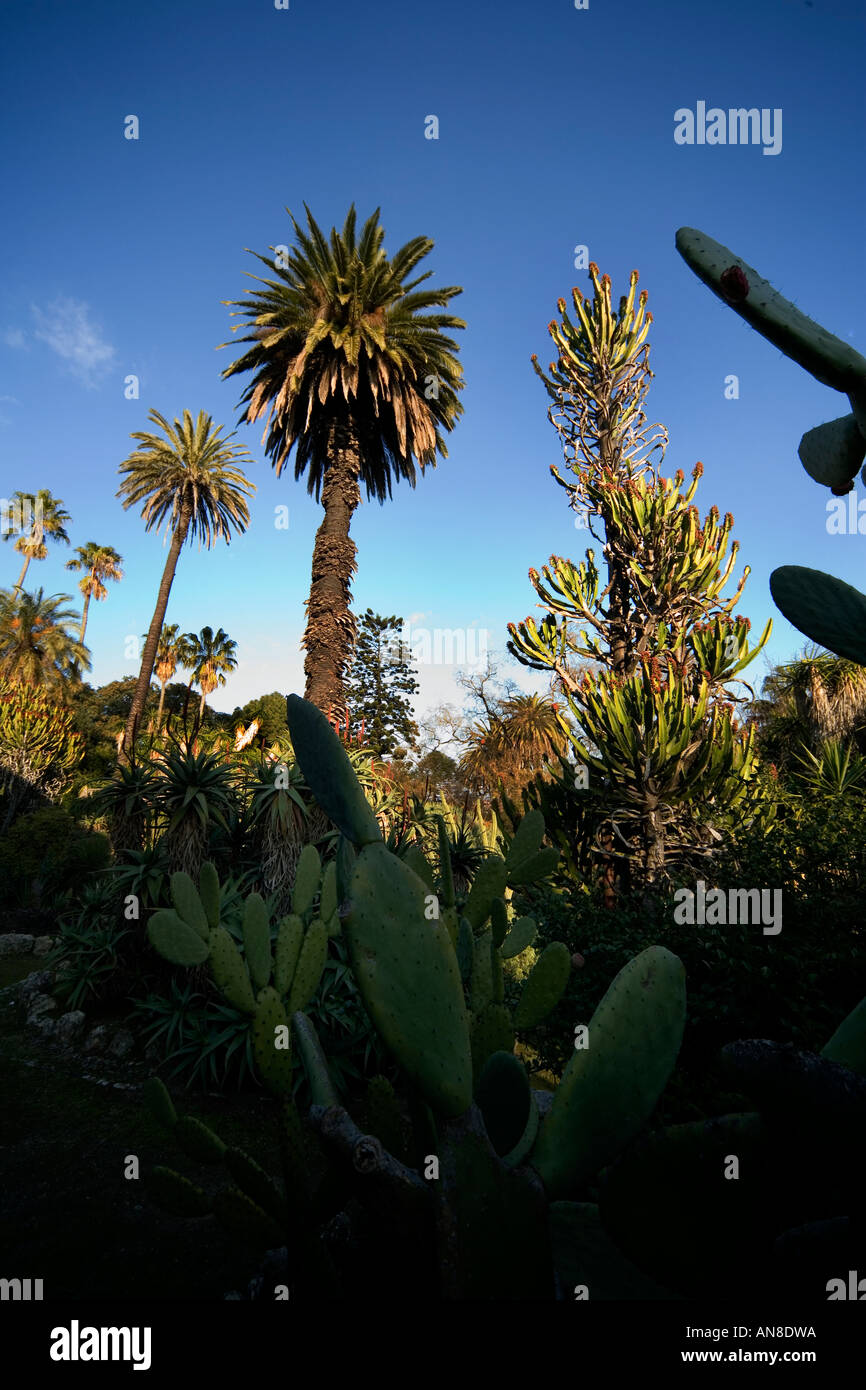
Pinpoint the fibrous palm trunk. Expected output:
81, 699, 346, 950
302, 420, 361, 722
121, 504, 192, 763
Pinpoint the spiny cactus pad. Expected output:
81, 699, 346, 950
676, 227, 866, 396
251, 987, 293, 1097
170, 872, 210, 940
274, 914, 304, 997
285, 694, 382, 846
514, 941, 571, 1029
242, 892, 272, 993
198, 860, 221, 930
292, 843, 322, 918
209, 925, 256, 1015
147, 908, 211, 967
798, 414, 866, 491
286, 917, 328, 1015
344, 841, 473, 1117
531, 946, 686, 1198
769, 566, 866, 666
821, 995, 866, 1078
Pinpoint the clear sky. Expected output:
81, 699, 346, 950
1, 0, 864, 718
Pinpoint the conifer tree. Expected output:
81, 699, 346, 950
508, 264, 773, 899
345, 608, 420, 756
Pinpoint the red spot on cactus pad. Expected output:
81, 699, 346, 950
720, 266, 750, 303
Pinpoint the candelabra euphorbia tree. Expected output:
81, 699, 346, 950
507, 264, 773, 898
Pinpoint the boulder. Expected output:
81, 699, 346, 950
55, 1011, 87, 1046
0, 934, 34, 957
108, 1029, 135, 1060
83, 1024, 111, 1054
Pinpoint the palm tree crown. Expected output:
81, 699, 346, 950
4, 490, 72, 591
182, 625, 239, 716
65, 541, 124, 650
0, 587, 90, 689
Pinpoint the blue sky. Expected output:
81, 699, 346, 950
1, 0, 864, 723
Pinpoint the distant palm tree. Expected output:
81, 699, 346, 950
152, 622, 184, 727
116, 408, 255, 761
459, 694, 570, 793
0, 587, 90, 689
751, 647, 866, 761
3, 490, 72, 591
220, 203, 465, 720
65, 542, 124, 671
182, 625, 238, 718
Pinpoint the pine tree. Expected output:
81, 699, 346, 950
508, 264, 774, 900
345, 608, 420, 756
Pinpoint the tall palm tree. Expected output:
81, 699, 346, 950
182, 625, 238, 718
65, 541, 124, 662
0, 587, 90, 690
4, 490, 72, 591
116, 408, 255, 761
220, 204, 465, 720
152, 622, 184, 727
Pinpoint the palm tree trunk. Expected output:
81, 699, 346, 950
120, 506, 192, 763
15, 553, 30, 592
199, 689, 207, 720
79, 587, 92, 646
302, 419, 361, 720
157, 679, 167, 727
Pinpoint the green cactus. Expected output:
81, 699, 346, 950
213, 1186, 283, 1247
821, 993, 866, 1078
463, 854, 508, 929
147, 908, 211, 966
148, 1166, 211, 1217
675, 227, 866, 406
770, 567, 866, 667
344, 841, 473, 1117
252, 987, 293, 1097
175, 1115, 227, 1164
513, 941, 572, 1030
676, 226, 866, 662
170, 871, 210, 940
143, 1076, 177, 1129
285, 693, 382, 846
530, 946, 686, 1198
292, 843, 322, 917
470, 928, 494, 1013
198, 859, 221, 929
209, 925, 257, 1015
500, 915, 537, 960
242, 892, 272, 993
224, 1147, 287, 1222
286, 917, 329, 1015
475, 1050, 532, 1156
273, 914, 305, 996
470, 1003, 514, 1078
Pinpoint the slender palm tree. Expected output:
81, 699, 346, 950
220, 204, 465, 719
3, 490, 72, 591
182, 625, 238, 718
0, 587, 90, 689
152, 622, 184, 727
116, 408, 255, 761
65, 542, 124, 667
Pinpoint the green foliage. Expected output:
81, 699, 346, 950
0, 677, 84, 830
132, 980, 257, 1091
345, 608, 420, 755
48, 879, 135, 1010
0, 804, 110, 909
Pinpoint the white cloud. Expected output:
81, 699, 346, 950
0, 394, 20, 405
2, 328, 27, 349
30, 296, 116, 387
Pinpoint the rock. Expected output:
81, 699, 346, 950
20, 970, 53, 1001
26, 994, 58, 1025
30, 1016, 57, 1039
32, 937, 55, 957
0, 934, 34, 957
83, 1024, 111, 1054
55, 1010, 87, 1046
108, 1029, 135, 1060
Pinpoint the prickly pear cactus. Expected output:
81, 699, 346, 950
676, 226, 866, 662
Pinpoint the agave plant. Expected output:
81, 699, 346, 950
109, 843, 173, 911
791, 738, 866, 796
90, 762, 161, 854
151, 747, 238, 877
